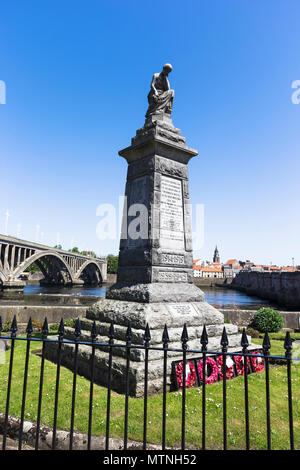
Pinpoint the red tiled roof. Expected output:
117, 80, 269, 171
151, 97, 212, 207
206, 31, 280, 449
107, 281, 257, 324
201, 267, 223, 273
226, 259, 238, 265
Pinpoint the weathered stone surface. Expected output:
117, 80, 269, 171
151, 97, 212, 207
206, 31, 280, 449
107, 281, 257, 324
79, 317, 238, 344
87, 299, 221, 329
45, 322, 251, 397
0, 412, 164, 450
231, 271, 300, 309
106, 282, 203, 303
0, 304, 88, 324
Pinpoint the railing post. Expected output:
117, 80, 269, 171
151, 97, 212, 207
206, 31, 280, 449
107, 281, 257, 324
2, 315, 18, 451
162, 324, 169, 450
123, 322, 132, 450
200, 325, 208, 450
284, 331, 294, 450
143, 323, 151, 450
181, 324, 188, 451
35, 318, 49, 450
18, 317, 33, 450
87, 320, 97, 450
69, 318, 81, 450
221, 327, 229, 450
52, 318, 64, 450
105, 322, 115, 450
241, 329, 250, 450
262, 332, 271, 450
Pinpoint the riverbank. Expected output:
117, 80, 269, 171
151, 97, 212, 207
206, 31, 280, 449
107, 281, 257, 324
0, 284, 278, 327
194, 278, 232, 287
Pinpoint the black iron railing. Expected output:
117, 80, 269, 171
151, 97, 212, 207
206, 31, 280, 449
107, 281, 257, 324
0, 315, 298, 451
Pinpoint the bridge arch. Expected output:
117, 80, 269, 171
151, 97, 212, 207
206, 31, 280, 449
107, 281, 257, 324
12, 251, 74, 285
0, 268, 7, 283
75, 260, 103, 285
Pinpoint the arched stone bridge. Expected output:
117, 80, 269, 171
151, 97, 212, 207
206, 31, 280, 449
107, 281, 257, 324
0, 235, 107, 289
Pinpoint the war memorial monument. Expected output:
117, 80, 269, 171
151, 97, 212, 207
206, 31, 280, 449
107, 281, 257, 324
45, 64, 247, 396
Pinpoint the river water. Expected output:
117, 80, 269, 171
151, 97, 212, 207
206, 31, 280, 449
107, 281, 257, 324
23, 285, 272, 310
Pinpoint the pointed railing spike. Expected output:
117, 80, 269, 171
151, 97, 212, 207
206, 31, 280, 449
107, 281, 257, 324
108, 322, 115, 339
11, 315, 18, 337
284, 331, 293, 358
263, 332, 271, 354
74, 318, 81, 339
26, 317, 33, 336
42, 318, 49, 338
126, 322, 132, 344
200, 324, 208, 350
108, 322, 115, 347
221, 326, 229, 349
144, 323, 151, 345
241, 328, 249, 350
58, 318, 65, 339
162, 324, 169, 345
91, 320, 97, 341
181, 323, 188, 350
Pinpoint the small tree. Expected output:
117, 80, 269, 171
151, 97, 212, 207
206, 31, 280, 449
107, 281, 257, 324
252, 307, 284, 333
107, 254, 118, 274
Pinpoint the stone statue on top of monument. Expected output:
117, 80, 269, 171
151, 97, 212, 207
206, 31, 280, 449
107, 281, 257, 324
145, 63, 174, 120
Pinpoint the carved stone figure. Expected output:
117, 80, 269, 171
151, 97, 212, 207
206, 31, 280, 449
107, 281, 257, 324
145, 63, 174, 119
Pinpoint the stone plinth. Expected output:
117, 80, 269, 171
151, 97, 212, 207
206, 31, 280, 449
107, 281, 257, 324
45, 299, 247, 397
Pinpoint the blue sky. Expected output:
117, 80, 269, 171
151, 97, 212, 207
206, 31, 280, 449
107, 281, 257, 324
1, 1, 300, 265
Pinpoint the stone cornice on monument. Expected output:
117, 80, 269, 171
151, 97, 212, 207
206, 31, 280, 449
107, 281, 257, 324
119, 119, 198, 165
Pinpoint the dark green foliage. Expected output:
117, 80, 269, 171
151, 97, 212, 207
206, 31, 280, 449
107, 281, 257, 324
68, 247, 79, 253
1, 321, 11, 332
107, 254, 118, 274
245, 327, 261, 338
24, 262, 40, 273
252, 307, 284, 333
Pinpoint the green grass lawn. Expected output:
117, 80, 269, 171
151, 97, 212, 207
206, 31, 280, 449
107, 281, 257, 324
0, 336, 299, 450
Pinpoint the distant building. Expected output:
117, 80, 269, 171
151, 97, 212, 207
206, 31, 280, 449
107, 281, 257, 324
201, 267, 224, 279
250, 264, 264, 272
193, 258, 202, 267
281, 266, 298, 272
193, 261, 224, 278
223, 264, 233, 278
213, 246, 220, 264
193, 265, 203, 278
224, 259, 241, 278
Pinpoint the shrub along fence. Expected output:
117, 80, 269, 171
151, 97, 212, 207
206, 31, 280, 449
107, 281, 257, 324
0, 315, 298, 451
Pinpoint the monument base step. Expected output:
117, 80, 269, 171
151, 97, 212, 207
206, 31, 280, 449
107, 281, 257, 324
106, 282, 204, 303
44, 299, 252, 397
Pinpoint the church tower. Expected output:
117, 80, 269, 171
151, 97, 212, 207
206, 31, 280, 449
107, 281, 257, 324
213, 245, 220, 263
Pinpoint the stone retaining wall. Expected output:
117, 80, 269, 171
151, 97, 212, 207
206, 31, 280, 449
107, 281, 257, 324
220, 308, 300, 329
231, 271, 300, 309
0, 305, 88, 324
